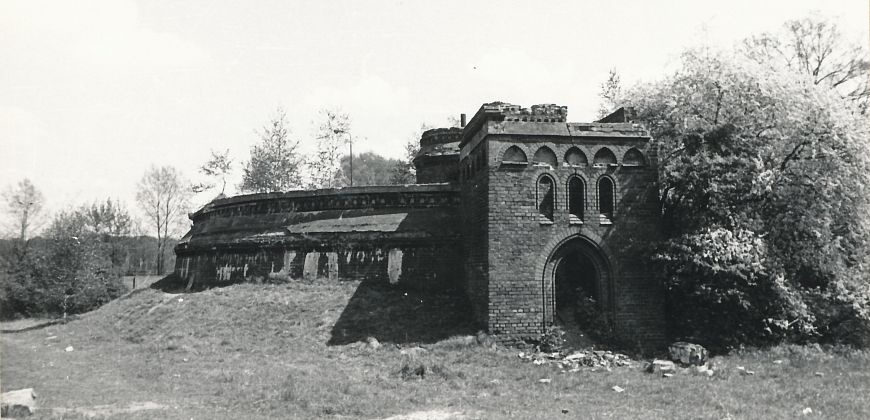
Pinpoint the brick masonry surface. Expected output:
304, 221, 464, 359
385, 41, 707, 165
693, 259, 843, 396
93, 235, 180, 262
175, 103, 667, 347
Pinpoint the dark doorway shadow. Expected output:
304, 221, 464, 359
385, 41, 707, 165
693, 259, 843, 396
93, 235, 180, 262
328, 280, 478, 346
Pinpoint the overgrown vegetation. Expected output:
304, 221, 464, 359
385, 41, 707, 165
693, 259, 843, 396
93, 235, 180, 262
0, 203, 139, 319
614, 17, 870, 351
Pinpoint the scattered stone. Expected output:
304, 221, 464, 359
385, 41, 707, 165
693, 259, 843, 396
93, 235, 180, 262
561, 409, 569, 414
518, 349, 633, 370
693, 364, 715, 376
365, 337, 381, 349
773, 359, 783, 364
611, 385, 625, 393
538, 378, 551, 383
64, 346, 74, 352
645, 359, 676, 375
662, 373, 674, 378
1, 388, 37, 417
668, 342, 708, 366
802, 407, 813, 415
736, 366, 755, 375
814, 371, 824, 377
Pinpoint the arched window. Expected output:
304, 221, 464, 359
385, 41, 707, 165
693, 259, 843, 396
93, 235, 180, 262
533, 146, 558, 168
568, 176, 584, 223
564, 147, 588, 167
593, 147, 617, 167
623, 148, 646, 166
598, 177, 614, 224
501, 146, 528, 164
537, 175, 555, 223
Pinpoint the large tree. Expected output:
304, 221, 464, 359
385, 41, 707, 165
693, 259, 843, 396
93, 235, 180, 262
308, 109, 351, 189
83, 198, 135, 270
621, 46, 870, 349
741, 16, 870, 113
240, 109, 304, 193
2, 178, 45, 243
136, 165, 190, 275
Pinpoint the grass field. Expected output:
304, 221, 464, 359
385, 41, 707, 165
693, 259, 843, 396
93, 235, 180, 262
2, 280, 869, 419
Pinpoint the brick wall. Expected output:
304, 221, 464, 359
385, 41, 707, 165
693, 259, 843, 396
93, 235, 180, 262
460, 142, 490, 327
415, 155, 459, 184
175, 103, 669, 348
482, 134, 667, 345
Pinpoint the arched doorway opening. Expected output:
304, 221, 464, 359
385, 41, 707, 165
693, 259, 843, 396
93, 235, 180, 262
543, 236, 612, 344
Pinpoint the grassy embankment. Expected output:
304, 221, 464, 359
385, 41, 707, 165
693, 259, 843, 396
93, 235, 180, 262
2, 279, 869, 419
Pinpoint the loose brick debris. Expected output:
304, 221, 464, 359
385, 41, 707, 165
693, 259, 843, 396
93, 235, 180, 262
518, 349, 634, 371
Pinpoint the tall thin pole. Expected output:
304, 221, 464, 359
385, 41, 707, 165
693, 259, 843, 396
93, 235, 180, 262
348, 132, 353, 187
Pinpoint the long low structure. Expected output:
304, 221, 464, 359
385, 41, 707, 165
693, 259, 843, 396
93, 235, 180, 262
175, 102, 667, 345
174, 184, 463, 290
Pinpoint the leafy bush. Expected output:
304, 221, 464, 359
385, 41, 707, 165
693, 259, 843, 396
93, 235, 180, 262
536, 326, 566, 353
623, 46, 870, 349
656, 228, 815, 351
0, 213, 127, 319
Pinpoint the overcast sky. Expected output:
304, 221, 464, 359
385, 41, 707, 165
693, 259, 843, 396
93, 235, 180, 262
1, 0, 868, 228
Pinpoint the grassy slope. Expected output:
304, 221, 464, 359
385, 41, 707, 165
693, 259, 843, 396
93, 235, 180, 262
1, 280, 869, 419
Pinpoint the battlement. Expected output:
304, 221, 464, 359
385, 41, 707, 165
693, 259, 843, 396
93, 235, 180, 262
474, 102, 568, 123
460, 103, 568, 146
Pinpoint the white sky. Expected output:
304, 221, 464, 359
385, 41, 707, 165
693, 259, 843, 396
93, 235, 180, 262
1, 0, 868, 227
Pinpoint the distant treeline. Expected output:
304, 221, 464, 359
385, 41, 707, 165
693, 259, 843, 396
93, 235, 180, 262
0, 236, 177, 276
0, 235, 178, 319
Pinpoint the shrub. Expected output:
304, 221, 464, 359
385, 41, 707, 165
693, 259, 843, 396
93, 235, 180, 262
656, 228, 815, 352
537, 326, 566, 353
0, 215, 127, 319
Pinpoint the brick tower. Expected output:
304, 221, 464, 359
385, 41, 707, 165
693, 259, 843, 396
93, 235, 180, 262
457, 102, 666, 345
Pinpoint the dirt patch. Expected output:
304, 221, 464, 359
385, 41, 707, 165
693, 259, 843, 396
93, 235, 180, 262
51, 401, 167, 417
379, 409, 467, 420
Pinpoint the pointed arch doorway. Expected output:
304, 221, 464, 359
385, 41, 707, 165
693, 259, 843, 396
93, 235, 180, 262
542, 236, 612, 344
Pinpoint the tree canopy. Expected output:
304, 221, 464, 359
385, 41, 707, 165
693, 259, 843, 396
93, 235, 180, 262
308, 109, 351, 189
338, 152, 404, 187
620, 43, 870, 349
136, 165, 191, 275
241, 109, 304, 193
2, 178, 45, 242
193, 149, 233, 196
741, 17, 869, 113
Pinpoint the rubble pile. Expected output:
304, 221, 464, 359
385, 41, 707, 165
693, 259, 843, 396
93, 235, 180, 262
518, 349, 634, 371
